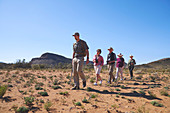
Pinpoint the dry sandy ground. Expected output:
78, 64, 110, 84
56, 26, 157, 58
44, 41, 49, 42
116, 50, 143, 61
0, 69, 169, 113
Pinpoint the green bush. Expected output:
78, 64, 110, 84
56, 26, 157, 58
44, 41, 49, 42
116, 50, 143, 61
40, 99, 44, 103
44, 101, 52, 111
38, 92, 48, 96
160, 90, 169, 96
120, 85, 126, 89
75, 102, 81, 106
0, 85, 8, 98
59, 91, 69, 96
82, 97, 89, 103
148, 91, 157, 98
90, 94, 97, 98
53, 79, 58, 85
35, 87, 43, 90
139, 90, 145, 96
86, 87, 92, 91
150, 101, 163, 107
16, 106, 29, 113
24, 96, 34, 106
52, 86, 62, 90
115, 88, 121, 91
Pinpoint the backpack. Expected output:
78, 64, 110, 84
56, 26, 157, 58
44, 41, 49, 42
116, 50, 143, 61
118, 58, 124, 67
73, 40, 87, 57
80, 41, 87, 57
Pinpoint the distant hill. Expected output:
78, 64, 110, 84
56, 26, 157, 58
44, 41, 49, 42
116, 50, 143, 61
136, 58, 170, 69
30, 52, 93, 67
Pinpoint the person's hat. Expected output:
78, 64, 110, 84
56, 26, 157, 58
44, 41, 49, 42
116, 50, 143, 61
108, 47, 113, 51
72, 32, 80, 36
130, 55, 133, 57
117, 53, 123, 57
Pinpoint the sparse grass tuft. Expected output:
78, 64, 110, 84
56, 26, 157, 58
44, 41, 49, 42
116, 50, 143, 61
59, 91, 69, 96
38, 92, 48, 96
44, 101, 52, 111
24, 96, 34, 106
148, 91, 157, 98
160, 90, 169, 96
0, 85, 8, 98
52, 86, 62, 90
150, 101, 163, 107
75, 102, 81, 106
16, 106, 29, 113
82, 97, 89, 103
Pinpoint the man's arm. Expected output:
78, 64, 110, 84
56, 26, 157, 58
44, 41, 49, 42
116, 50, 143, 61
86, 49, 89, 64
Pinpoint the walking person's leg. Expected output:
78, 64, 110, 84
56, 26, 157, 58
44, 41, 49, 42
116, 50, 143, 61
120, 67, 124, 80
97, 66, 102, 84
131, 66, 134, 79
108, 64, 114, 83
115, 67, 119, 81
72, 58, 79, 89
77, 57, 86, 87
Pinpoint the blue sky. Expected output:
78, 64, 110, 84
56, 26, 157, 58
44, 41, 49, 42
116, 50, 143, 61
0, 0, 170, 64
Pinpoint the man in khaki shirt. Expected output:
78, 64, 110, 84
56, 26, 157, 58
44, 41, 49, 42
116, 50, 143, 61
72, 32, 89, 90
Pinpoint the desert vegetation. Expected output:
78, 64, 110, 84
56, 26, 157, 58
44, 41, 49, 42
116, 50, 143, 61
0, 66, 169, 113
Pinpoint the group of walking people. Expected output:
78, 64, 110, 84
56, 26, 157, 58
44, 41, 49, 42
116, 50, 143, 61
72, 32, 136, 90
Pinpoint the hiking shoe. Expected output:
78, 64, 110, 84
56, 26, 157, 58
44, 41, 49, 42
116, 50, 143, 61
107, 81, 111, 84
72, 86, 80, 90
94, 82, 97, 85
83, 81, 86, 87
99, 80, 102, 85
112, 78, 115, 82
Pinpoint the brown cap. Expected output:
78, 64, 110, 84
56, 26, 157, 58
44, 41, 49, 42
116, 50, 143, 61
72, 32, 80, 36
108, 47, 113, 51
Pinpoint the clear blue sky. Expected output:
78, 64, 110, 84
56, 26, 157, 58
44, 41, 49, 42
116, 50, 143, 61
0, 0, 170, 64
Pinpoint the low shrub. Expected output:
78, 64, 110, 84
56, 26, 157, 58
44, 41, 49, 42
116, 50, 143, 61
75, 102, 81, 106
35, 87, 43, 90
82, 97, 89, 103
115, 88, 121, 91
38, 92, 48, 96
0, 85, 8, 98
16, 106, 29, 113
87, 87, 92, 91
90, 94, 97, 98
44, 101, 52, 111
148, 91, 157, 98
52, 86, 62, 90
59, 91, 69, 96
160, 90, 169, 96
150, 101, 163, 107
24, 96, 34, 106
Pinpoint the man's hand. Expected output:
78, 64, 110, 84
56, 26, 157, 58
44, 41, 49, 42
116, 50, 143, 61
86, 59, 89, 65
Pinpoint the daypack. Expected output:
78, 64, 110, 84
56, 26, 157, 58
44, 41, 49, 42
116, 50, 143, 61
118, 58, 124, 67
73, 40, 87, 57
80, 41, 87, 57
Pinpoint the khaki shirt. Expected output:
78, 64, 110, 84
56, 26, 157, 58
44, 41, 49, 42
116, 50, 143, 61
73, 39, 89, 57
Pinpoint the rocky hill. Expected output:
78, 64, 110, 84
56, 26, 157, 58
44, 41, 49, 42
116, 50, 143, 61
30, 53, 72, 66
136, 58, 170, 69
30, 52, 93, 67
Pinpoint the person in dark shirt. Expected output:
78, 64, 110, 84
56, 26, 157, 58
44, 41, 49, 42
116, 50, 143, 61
128, 55, 136, 79
106, 47, 117, 84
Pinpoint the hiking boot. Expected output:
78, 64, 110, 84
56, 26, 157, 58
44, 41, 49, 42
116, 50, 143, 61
107, 81, 111, 84
83, 81, 86, 88
94, 82, 97, 85
112, 78, 115, 82
99, 80, 102, 85
72, 86, 80, 90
